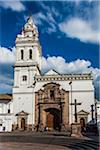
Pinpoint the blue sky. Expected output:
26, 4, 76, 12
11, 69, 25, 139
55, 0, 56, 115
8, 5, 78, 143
0, 0, 100, 99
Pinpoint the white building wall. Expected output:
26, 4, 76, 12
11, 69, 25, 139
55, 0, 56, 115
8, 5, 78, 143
13, 74, 94, 127
0, 100, 13, 132
0, 115, 13, 132
2, 116, 13, 132
71, 91, 94, 122
13, 87, 35, 125
34, 78, 94, 124
97, 102, 100, 123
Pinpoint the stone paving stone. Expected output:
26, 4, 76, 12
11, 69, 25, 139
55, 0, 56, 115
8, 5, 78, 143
0, 142, 71, 150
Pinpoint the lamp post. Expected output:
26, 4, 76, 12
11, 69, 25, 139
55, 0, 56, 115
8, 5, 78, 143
69, 81, 73, 124
95, 101, 97, 126
32, 78, 36, 131
95, 102, 100, 125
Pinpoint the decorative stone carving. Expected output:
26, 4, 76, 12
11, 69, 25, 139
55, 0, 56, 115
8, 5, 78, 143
35, 73, 92, 82
35, 83, 69, 131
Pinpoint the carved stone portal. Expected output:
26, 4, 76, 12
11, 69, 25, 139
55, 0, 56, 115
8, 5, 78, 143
35, 82, 69, 131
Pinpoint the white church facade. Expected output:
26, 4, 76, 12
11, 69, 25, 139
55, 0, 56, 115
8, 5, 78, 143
0, 17, 95, 132
0, 94, 13, 132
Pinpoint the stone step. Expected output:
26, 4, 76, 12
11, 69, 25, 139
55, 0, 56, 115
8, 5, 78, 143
72, 143, 92, 150
85, 140, 99, 145
83, 144, 98, 150
67, 145, 82, 150
83, 141, 99, 149
66, 140, 99, 150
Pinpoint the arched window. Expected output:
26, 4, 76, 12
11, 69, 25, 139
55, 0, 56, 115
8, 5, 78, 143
22, 75, 27, 81
29, 49, 32, 59
21, 50, 24, 60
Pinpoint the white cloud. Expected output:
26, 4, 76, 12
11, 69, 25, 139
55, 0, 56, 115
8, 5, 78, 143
32, 2, 58, 34
59, 17, 100, 43
0, 83, 12, 91
0, 74, 13, 92
66, 0, 95, 4
0, 46, 99, 99
41, 56, 100, 77
41, 56, 100, 99
0, 46, 99, 80
0, 46, 15, 63
33, 12, 47, 25
0, 74, 13, 86
0, 0, 25, 12
32, 11, 57, 34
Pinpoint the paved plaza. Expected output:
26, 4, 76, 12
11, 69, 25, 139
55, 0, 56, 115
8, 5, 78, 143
0, 142, 70, 150
0, 132, 99, 150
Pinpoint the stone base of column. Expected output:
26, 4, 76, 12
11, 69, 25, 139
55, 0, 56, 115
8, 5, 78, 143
60, 124, 71, 133
39, 123, 44, 132
61, 124, 66, 131
71, 123, 82, 137
26, 124, 32, 131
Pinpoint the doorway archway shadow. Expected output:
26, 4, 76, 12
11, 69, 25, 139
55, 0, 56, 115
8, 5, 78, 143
21, 118, 25, 130
45, 108, 60, 131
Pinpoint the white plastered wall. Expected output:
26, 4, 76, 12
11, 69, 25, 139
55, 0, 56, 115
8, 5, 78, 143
34, 78, 94, 124
13, 88, 35, 125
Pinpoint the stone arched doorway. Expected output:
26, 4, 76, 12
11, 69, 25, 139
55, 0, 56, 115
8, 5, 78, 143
35, 82, 69, 131
46, 108, 60, 131
21, 118, 25, 130
15, 111, 28, 131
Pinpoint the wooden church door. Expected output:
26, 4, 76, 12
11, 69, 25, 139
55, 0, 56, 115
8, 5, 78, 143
47, 113, 54, 130
21, 118, 25, 130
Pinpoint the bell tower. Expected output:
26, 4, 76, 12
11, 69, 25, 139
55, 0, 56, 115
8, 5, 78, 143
13, 16, 42, 130
14, 16, 41, 87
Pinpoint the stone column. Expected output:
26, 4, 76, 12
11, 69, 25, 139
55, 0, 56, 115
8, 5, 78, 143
61, 103, 66, 131
39, 104, 44, 131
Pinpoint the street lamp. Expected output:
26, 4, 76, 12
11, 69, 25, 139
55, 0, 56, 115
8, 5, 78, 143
69, 81, 73, 124
95, 101, 97, 126
32, 77, 36, 131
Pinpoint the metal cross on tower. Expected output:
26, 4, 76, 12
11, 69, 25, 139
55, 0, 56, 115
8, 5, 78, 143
70, 99, 81, 123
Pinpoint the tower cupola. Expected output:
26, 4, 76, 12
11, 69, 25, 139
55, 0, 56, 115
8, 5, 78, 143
23, 16, 39, 39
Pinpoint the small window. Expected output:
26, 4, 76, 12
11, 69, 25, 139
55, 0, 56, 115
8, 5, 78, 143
29, 49, 32, 59
21, 50, 24, 60
22, 75, 27, 81
8, 109, 10, 113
